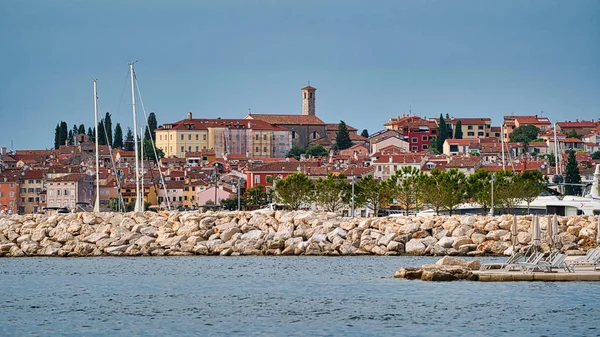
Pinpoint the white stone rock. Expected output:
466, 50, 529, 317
85, 232, 108, 243
241, 230, 264, 240
437, 237, 454, 248
405, 239, 426, 255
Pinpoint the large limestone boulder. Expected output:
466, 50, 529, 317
451, 237, 473, 250
437, 237, 454, 249
220, 227, 241, 242
517, 232, 531, 245
405, 239, 426, 255
241, 230, 264, 240
85, 232, 109, 244
435, 256, 481, 270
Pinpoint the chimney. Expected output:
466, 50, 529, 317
389, 155, 393, 163
0, 147, 5, 156
187, 112, 192, 120
248, 122, 252, 128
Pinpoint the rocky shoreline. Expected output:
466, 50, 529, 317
0, 210, 597, 257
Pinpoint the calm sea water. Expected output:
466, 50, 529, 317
1, 256, 599, 337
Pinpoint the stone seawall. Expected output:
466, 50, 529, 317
0, 211, 597, 257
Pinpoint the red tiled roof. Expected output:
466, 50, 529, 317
49, 173, 85, 182
325, 123, 358, 132
561, 138, 583, 143
373, 154, 425, 164
248, 161, 321, 172
446, 139, 474, 146
557, 121, 597, 128
246, 114, 325, 126
21, 169, 46, 179
446, 156, 481, 168
451, 118, 491, 125
529, 142, 548, 147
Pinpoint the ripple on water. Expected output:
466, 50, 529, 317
1, 256, 599, 336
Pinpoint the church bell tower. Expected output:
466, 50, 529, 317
301, 84, 316, 116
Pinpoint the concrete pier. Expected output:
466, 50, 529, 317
475, 269, 600, 282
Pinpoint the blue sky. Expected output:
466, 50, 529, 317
1, 0, 598, 150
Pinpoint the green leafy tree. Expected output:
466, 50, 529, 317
436, 114, 448, 153
142, 139, 164, 163
517, 170, 546, 213
565, 151, 582, 195
509, 124, 540, 145
272, 173, 315, 210
221, 196, 247, 211
355, 175, 394, 216
592, 151, 600, 160
124, 128, 134, 151
54, 124, 60, 149
78, 124, 86, 135
467, 169, 492, 215
438, 169, 468, 215
286, 146, 304, 160
539, 153, 556, 167
419, 169, 453, 215
494, 170, 524, 214
113, 123, 124, 149
360, 129, 369, 138
454, 120, 463, 139
104, 112, 113, 146
145, 112, 158, 140
314, 174, 351, 212
389, 166, 422, 215
305, 144, 329, 157
335, 120, 353, 150
245, 184, 268, 207
566, 129, 583, 140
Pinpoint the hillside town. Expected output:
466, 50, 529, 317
1, 85, 598, 215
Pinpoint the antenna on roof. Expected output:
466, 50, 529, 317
10, 140, 13, 152
308, 80, 310, 86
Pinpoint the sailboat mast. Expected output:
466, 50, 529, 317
140, 127, 144, 205
501, 124, 506, 171
93, 80, 100, 212
130, 63, 142, 212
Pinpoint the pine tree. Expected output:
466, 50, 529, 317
436, 114, 448, 153
104, 112, 113, 146
145, 112, 158, 140
59, 121, 68, 147
454, 120, 463, 139
113, 123, 124, 149
335, 120, 353, 150
360, 129, 369, 138
78, 124, 86, 135
565, 151, 582, 195
124, 128, 134, 151
54, 124, 60, 149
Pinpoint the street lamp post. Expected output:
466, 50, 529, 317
237, 177, 241, 211
490, 173, 496, 217
214, 164, 218, 208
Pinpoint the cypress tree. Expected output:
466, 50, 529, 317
59, 121, 68, 147
454, 120, 463, 139
565, 151, 582, 196
145, 112, 158, 140
54, 124, 60, 149
97, 120, 106, 146
124, 128, 134, 151
68, 130, 74, 145
436, 114, 448, 153
78, 124, 86, 135
360, 129, 369, 138
335, 120, 353, 150
104, 112, 113, 146
87, 127, 94, 139
113, 123, 124, 149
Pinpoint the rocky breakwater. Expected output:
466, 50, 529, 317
394, 256, 481, 281
0, 211, 597, 257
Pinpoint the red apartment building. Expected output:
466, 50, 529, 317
386, 116, 437, 152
